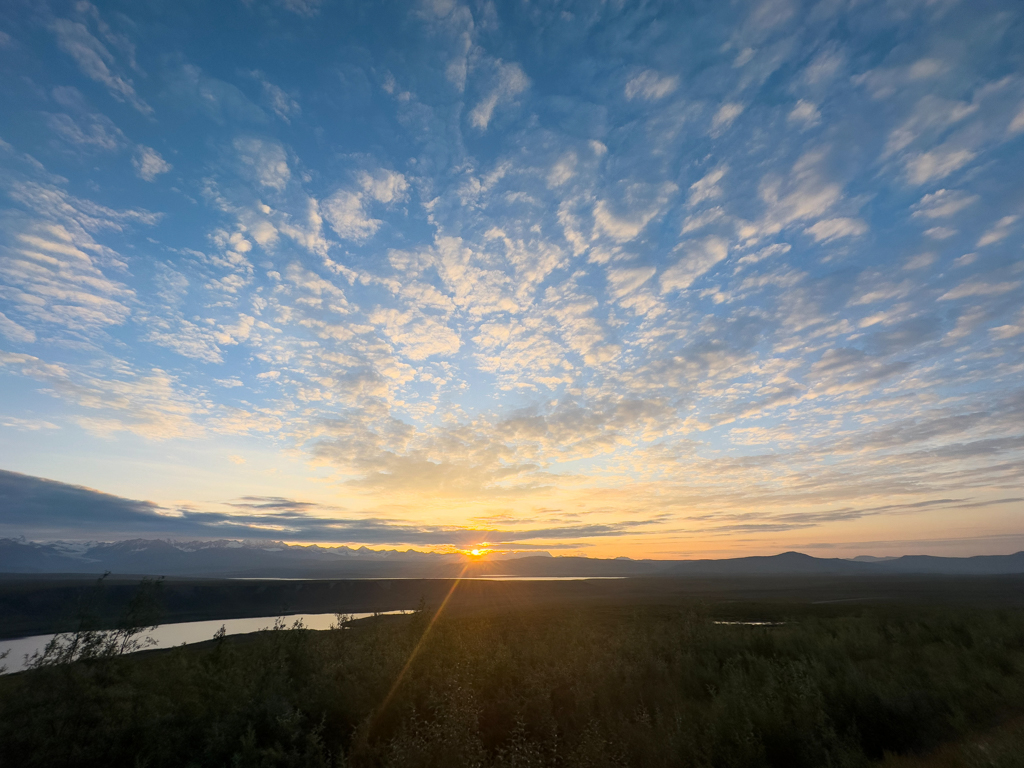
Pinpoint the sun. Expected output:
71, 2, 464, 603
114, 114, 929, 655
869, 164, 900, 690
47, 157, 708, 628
467, 546, 491, 557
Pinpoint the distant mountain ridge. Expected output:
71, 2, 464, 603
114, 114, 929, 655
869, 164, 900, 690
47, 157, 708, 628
2, 538, 1024, 578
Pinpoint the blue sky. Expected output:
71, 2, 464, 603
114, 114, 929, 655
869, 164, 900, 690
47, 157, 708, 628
0, 0, 1022, 557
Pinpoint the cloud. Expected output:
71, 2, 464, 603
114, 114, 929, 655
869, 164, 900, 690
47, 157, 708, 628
911, 189, 978, 219
167, 64, 267, 125
853, 57, 947, 100
0, 351, 208, 440
606, 266, 656, 299
0, 469, 164, 533
359, 169, 409, 203
739, 150, 847, 243
547, 153, 577, 188
1010, 106, 1024, 135
904, 145, 975, 184
0, 468, 669, 545
3, 0, 1024, 556
804, 217, 867, 242
470, 61, 529, 130
46, 112, 125, 151
710, 102, 744, 135
249, 70, 301, 121
0, 311, 35, 343
939, 281, 1021, 301
50, 18, 151, 115
277, 0, 323, 17
370, 307, 460, 360
323, 191, 381, 241
624, 70, 678, 101
133, 146, 172, 181
903, 252, 936, 270
322, 169, 407, 242
687, 167, 727, 206
1, 221, 135, 332
660, 236, 729, 293
593, 182, 677, 243
787, 100, 820, 127
976, 215, 1017, 247
233, 137, 290, 190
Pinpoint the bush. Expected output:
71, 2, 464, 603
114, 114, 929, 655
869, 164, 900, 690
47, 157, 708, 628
1, 604, 1023, 768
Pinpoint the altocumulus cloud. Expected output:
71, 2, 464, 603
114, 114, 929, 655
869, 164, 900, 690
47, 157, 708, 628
0, 0, 1022, 556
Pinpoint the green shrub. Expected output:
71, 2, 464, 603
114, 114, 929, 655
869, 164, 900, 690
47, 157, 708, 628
2, 604, 1023, 768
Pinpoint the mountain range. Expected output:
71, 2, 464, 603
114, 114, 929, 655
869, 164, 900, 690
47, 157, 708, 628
3, 538, 1024, 578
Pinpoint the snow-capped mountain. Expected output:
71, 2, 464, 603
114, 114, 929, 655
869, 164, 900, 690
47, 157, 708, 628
2, 538, 1024, 578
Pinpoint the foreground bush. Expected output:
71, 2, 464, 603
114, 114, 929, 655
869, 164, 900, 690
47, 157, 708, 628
1, 604, 1023, 767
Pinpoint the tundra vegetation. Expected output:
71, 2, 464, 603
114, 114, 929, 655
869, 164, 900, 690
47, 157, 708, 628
2, 596, 1024, 768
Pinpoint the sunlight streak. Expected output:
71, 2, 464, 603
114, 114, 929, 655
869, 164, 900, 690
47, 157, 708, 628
370, 560, 474, 727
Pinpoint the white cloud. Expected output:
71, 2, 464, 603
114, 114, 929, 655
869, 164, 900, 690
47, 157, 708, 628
1009, 106, 1024, 135
688, 167, 727, 206
736, 243, 790, 266
990, 310, 1024, 339
234, 137, 290, 191
911, 189, 978, 219
321, 193, 374, 241
904, 145, 975, 185
802, 48, 844, 86
547, 153, 577, 188
145, 319, 228, 363
323, 192, 379, 241
358, 169, 409, 203
213, 314, 255, 346
903, 252, 936, 270
740, 150, 845, 243
46, 112, 125, 151
710, 102, 744, 135
50, 18, 151, 115
470, 61, 529, 130
939, 281, 1020, 301
976, 215, 1017, 248
593, 182, 677, 243
882, 96, 977, 159
607, 266, 656, 299
278, 0, 323, 16
321, 169, 406, 242
804, 217, 867, 242
625, 70, 679, 101
660, 236, 729, 293
0, 311, 35, 343
133, 146, 172, 181
0, 182, 150, 334
853, 57, 947, 100
370, 308, 460, 360
252, 72, 300, 121
0, 352, 206, 440
682, 207, 725, 234
787, 100, 820, 127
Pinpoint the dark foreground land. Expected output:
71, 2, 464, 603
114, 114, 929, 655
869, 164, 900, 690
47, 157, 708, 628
3, 577, 1024, 767
4, 571, 1024, 639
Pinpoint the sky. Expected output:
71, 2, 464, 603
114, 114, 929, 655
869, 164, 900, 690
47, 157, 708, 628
0, 0, 1022, 558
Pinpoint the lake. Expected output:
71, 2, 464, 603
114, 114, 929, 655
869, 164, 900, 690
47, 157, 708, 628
0, 611, 410, 675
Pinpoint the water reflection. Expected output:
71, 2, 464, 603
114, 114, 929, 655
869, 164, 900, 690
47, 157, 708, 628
0, 611, 410, 675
